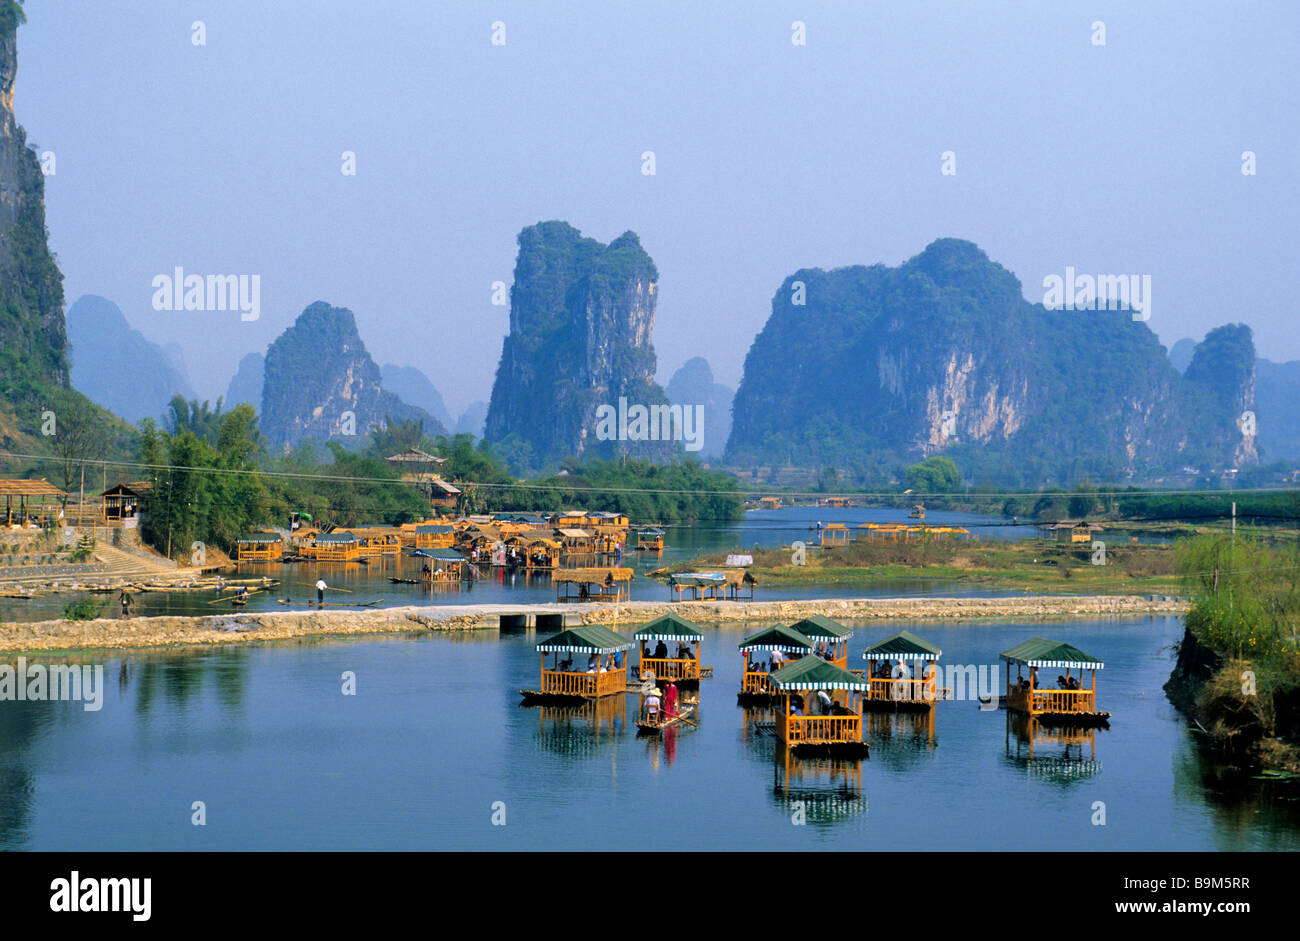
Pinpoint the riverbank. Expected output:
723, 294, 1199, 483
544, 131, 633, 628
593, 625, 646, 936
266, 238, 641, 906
0, 593, 1188, 653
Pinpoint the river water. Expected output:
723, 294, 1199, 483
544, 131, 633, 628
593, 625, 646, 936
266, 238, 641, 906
1, 614, 1295, 850
0, 506, 1057, 622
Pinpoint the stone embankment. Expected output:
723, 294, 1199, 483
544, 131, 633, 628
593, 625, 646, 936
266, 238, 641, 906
0, 594, 1188, 653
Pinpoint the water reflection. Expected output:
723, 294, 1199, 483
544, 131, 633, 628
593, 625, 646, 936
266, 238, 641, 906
1172, 740, 1300, 851
771, 746, 867, 826
1003, 714, 1102, 783
864, 710, 938, 771
129, 649, 250, 717
527, 695, 627, 758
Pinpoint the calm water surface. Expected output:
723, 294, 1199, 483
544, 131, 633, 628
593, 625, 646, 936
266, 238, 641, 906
0, 507, 1062, 622
1, 615, 1295, 850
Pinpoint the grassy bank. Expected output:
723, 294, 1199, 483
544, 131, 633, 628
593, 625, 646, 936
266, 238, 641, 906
667, 536, 1184, 595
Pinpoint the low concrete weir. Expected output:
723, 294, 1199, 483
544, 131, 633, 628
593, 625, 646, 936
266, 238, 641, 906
0, 595, 1188, 653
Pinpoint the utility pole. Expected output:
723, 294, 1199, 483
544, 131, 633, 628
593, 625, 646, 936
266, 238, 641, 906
1231, 501, 1237, 542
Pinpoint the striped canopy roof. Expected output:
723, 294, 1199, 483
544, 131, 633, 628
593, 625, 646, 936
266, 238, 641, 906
633, 612, 704, 641
536, 624, 631, 654
862, 630, 942, 661
415, 524, 455, 534
769, 655, 868, 691
1000, 637, 1104, 670
790, 615, 853, 640
738, 624, 813, 654
316, 531, 359, 543
237, 533, 282, 543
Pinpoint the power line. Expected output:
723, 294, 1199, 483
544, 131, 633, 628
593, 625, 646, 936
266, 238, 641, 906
5, 449, 1300, 502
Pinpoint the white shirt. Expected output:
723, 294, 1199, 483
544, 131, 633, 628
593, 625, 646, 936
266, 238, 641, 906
771, 649, 786, 665
316, 580, 327, 590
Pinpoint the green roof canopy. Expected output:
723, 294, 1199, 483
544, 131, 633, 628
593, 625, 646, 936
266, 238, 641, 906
862, 630, 942, 661
1000, 637, 1104, 670
536, 624, 631, 654
769, 655, 868, 691
633, 613, 704, 641
738, 624, 813, 653
790, 615, 853, 640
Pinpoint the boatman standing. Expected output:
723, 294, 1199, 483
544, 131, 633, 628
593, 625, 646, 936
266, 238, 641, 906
316, 578, 327, 605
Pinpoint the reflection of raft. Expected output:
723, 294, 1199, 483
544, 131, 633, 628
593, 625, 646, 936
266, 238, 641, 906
518, 689, 589, 705
389, 577, 420, 584
635, 704, 697, 735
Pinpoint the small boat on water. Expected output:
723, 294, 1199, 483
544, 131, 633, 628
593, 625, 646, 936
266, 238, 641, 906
1000, 638, 1110, 727
636, 702, 697, 735
519, 624, 631, 703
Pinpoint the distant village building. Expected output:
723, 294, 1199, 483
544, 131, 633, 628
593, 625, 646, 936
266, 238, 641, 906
100, 481, 153, 523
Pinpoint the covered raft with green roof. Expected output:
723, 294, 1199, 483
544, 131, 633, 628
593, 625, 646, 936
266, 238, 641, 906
519, 625, 631, 702
861, 630, 944, 710
789, 615, 854, 668
769, 655, 869, 756
632, 613, 711, 684
1000, 637, 1109, 726
737, 624, 815, 702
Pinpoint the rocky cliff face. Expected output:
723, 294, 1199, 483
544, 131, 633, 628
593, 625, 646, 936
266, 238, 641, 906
726, 239, 1256, 485
261, 302, 446, 448
0, 10, 68, 387
224, 351, 265, 410
484, 221, 677, 469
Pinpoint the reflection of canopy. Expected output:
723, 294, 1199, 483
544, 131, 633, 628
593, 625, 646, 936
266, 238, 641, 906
790, 615, 853, 640
633, 612, 704, 641
1000, 638, 1104, 670
536, 624, 631, 653
862, 630, 942, 661
770, 655, 868, 691
738, 624, 813, 653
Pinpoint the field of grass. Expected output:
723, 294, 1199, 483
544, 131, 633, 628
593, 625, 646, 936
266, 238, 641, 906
665, 534, 1185, 594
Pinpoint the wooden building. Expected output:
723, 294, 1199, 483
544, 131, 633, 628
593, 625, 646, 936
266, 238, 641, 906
410, 523, 456, 549
555, 527, 595, 553
737, 624, 814, 700
1001, 637, 1109, 725
100, 481, 152, 522
235, 532, 283, 561
553, 567, 633, 603
414, 547, 469, 584
818, 496, 853, 508
820, 523, 849, 547
758, 497, 782, 510
789, 615, 853, 669
520, 624, 631, 701
0, 479, 67, 526
862, 630, 943, 708
667, 572, 726, 602
635, 528, 665, 551
723, 567, 757, 601
633, 612, 706, 684
303, 531, 364, 562
769, 655, 868, 753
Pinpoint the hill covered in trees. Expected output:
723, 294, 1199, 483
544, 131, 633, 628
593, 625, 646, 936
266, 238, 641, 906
726, 239, 1257, 486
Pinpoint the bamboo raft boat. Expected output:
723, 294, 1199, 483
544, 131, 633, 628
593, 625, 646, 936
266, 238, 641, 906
635, 703, 697, 735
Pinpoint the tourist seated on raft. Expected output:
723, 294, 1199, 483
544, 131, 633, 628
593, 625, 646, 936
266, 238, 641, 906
676, 643, 692, 659
817, 690, 833, 715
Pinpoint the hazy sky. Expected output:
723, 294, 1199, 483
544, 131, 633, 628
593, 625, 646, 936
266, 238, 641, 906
19, 1, 1299, 415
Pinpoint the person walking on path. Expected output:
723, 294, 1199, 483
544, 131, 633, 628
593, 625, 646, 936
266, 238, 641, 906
316, 578, 327, 605
119, 588, 133, 620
